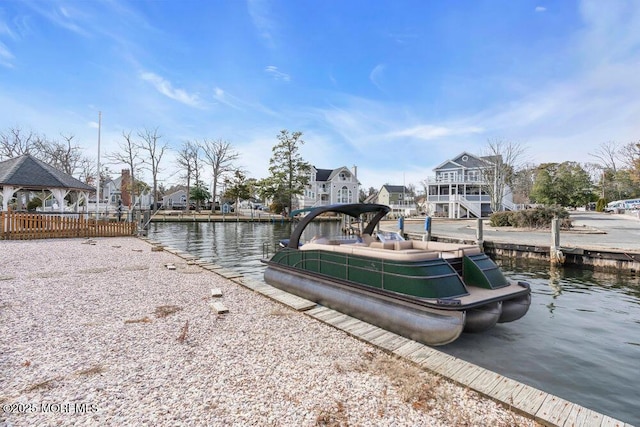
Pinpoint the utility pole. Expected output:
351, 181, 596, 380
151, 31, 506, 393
95, 111, 101, 220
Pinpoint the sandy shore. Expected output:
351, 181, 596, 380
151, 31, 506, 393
0, 237, 538, 426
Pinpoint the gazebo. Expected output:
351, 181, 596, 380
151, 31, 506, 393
0, 154, 95, 213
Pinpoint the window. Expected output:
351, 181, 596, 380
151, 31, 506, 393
467, 170, 480, 182
337, 186, 352, 203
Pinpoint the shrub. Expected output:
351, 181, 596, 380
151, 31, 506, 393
596, 198, 607, 212
26, 198, 42, 211
488, 211, 512, 227
489, 206, 571, 229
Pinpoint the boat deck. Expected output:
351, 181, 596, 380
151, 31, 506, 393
300, 238, 483, 261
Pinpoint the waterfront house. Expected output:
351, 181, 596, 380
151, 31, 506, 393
425, 152, 514, 218
161, 188, 188, 210
376, 185, 417, 217
294, 166, 360, 210
102, 169, 153, 209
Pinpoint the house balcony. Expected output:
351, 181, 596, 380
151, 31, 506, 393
424, 176, 489, 185
426, 194, 491, 203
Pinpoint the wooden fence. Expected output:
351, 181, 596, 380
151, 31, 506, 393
0, 211, 137, 240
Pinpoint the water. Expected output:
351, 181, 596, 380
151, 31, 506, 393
148, 221, 640, 425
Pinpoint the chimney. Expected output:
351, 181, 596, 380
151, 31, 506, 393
121, 169, 131, 207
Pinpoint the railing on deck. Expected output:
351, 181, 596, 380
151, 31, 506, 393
0, 211, 137, 240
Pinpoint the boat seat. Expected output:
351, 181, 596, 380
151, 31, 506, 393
369, 241, 395, 250
394, 240, 414, 250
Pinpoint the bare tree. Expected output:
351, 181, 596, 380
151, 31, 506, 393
36, 134, 84, 176
619, 141, 640, 185
481, 139, 528, 212
589, 141, 621, 173
176, 141, 199, 209
0, 127, 43, 160
619, 141, 640, 169
137, 127, 168, 211
106, 131, 143, 208
201, 139, 239, 211
78, 157, 97, 185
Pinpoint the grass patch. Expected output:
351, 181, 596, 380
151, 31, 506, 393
315, 401, 348, 427
154, 305, 182, 318
121, 265, 149, 271
78, 267, 111, 274
125, 316, 152, 324
177, 320, 189, 343
76, 365, 105, 376
24, 378, 56, 392
351, 351, 439, 411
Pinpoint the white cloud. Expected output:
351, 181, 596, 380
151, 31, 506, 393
213, 87, 242, 110
247, 0, 276, 48
369, 64, 386, 91
139, 72, 202, 107
0, 42, 14, 68
388, 124, 484, 140
535, 6, 547, 13
264, 65, 290, 81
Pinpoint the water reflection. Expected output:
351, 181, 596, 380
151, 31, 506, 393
147, 221, 640, 425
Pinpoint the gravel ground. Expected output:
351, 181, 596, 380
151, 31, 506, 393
0, 237, 538, 426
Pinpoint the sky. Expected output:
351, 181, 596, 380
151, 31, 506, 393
1, 0, 639, 193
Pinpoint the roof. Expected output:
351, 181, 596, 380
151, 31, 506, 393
381, 185, 408, 193
315, 168, 333, 181
0, 154, 95, 191
433, 152, 494, 171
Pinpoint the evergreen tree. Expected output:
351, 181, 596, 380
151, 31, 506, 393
260, 130, 311, 214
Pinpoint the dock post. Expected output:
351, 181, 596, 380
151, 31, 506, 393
422, 215, 431, 241
550, 218, 565, 265
476, 218, 483, 251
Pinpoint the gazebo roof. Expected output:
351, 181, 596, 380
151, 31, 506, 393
0, 154, 95, 192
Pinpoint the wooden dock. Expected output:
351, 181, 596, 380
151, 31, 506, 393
142, 238, 632, 427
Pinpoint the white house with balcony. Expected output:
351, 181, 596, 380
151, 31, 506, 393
295, 166, 360, 210
376, 185, 417, 217
425, 152, 514, 218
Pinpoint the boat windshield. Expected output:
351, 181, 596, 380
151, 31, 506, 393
376, 231, 405, 242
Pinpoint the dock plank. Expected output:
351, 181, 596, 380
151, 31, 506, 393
486, 375, 529, 405
563, 405, 602, 427
273, 294, 316, 311
324, 313, 352, 327
341, 319, 371, 334
236, 278, 264, 290
359, 326, 390, 342
509, 385, 547, 417
331, 316, 362, 330
465, 368, 504, 395
418, 351, 460, 373
348, 323, 382, 340
403, 346, 440, 365
535, 394, 575, 426
375, 334, 411, 352
306, 306, 333, 317
600, 415, 628, 427
313, 309, 347, 323
215, 268, 243, 279
440, 360, 485, 387
393, 341, 426, 358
